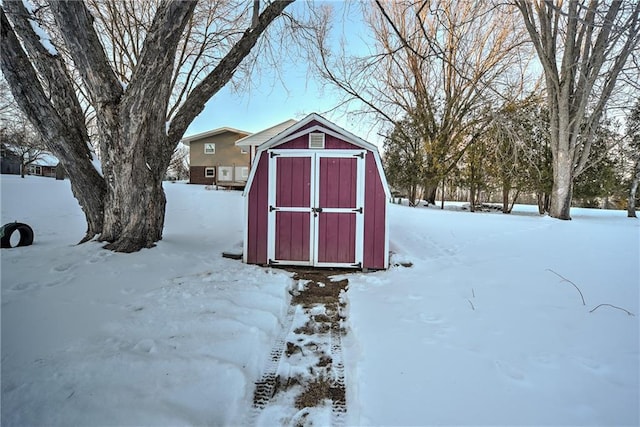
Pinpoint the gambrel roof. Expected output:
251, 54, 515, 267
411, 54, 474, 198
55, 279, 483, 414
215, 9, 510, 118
243, 113, 390, 199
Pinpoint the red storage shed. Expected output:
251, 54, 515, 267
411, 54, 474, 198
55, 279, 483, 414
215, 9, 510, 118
243, 113, 390, 270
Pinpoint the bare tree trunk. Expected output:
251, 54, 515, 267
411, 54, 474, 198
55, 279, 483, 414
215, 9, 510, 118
508, 189, 520, 214
515, 0, 640, 221
3, 0, 293, 252
424, 181, 438, 205
550, 147, 574, 219
502, 182, 510, 214
629, 158, 640, 218
1, 5, 106, 241
469, 181, 477, 212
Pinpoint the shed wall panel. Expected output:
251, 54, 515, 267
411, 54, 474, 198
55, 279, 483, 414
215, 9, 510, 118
275, 211, 310, 261
318, 157, 356, 208
318, 213, 356, 263
276, 157, 311, 207
363, 152, 387, 269
247, 152, 269, 264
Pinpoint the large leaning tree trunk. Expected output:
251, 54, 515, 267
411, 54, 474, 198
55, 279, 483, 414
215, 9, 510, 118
1, 5, 106, 241
2, 0, 293, 252
514, 0, 640, 220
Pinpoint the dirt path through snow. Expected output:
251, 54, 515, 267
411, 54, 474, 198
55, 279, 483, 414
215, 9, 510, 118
245, 268, 349, 426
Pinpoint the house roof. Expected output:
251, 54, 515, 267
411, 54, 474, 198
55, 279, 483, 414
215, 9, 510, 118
180, 127, 250, 146
235, 119, 298, 147
32, 153, 59, 167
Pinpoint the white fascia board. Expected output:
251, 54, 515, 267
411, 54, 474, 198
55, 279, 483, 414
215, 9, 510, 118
262, 118, 379, 154
371, 150, 392, 199
242, 154, 260, 197
243, 190, 249, 263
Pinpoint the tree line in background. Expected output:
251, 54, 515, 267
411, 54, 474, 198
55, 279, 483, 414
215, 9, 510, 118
1, 0, 639, 255
307, 0, 640, 218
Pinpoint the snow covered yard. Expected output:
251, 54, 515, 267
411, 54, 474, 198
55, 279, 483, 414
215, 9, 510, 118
344, 202, 639, 426
1, 175, 639, 426
1, 176, 292, 425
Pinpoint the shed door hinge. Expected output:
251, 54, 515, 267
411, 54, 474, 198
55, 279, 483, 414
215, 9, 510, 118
269, 205, 279, 212
352, 207, 363, 213
270, 151, 280, 158
268, 259, 279, 265
354, 152, 365, 159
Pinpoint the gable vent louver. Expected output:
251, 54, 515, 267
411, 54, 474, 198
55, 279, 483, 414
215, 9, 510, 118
309, 132, 325, 149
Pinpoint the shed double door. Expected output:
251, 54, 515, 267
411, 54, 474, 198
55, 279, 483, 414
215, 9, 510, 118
267, 149, 365, 268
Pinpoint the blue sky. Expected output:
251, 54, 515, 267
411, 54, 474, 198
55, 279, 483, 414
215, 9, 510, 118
184, 1, 383, 146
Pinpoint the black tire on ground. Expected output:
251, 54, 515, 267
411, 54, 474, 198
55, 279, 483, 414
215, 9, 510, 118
0, 222, 34, 248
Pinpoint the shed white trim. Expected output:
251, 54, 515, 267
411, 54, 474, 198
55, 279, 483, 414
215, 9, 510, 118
243, 113, 391, 200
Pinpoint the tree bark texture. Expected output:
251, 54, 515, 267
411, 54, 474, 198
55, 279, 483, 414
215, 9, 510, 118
2, 0, 293, 252
502, 182, 511, 214
1, 4, 106, 241
628, 158, 640, 218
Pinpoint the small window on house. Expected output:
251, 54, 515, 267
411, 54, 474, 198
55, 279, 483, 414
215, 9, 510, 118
29, 165, 42, 175
309, 133, 325, 149
218, 166, 233, 181
204, 143, 215, 154
205, 167, 215, 178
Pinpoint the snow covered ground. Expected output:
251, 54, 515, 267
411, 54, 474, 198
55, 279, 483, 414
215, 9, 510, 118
1, 175, 638, 426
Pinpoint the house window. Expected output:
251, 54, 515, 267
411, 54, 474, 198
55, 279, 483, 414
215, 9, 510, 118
29, 165, 42, 175
204, 143, 215, 154
218, 166, 233, 181
235, 166, 249, 181
309, 133, 325, 149
205, 167, 215, 178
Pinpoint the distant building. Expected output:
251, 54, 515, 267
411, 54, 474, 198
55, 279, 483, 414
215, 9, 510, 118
27, 153, 64, 179
181, 127, 251, 186
0, 145, 64, 179
1, 143, 21, 175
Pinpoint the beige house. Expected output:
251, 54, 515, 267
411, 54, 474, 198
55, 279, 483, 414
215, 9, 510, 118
181, 127, 250, 186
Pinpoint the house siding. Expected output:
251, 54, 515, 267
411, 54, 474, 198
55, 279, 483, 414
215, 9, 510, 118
188, 131, 249, 185
189, 166, 215, 185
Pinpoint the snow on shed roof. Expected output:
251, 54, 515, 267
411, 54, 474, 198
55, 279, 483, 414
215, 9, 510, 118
180, 127, 250, 146
235, 119, 298, 147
